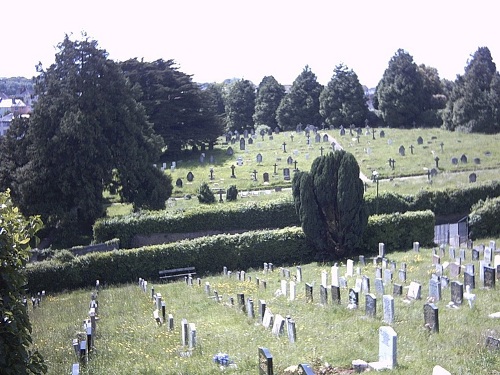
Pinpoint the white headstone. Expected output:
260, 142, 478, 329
432, 365, 451, 375
346, 259, 354, 277
407, 281, 422, 300
379, 243, 386, 258
369, 326, 397, 370
495, 255, 500, 269
331, 265, 339, 287
321, 271, 328, 287
272, 314, 285, 336
289, 281, 296, 301
281, 280, 287, 297
262, 309, 274, 329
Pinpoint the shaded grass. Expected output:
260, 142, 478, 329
31, 239, 500, 374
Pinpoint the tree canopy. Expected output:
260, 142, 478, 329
0, 190, 46, 374
319, 64, 369, 128
442, 47, 500, 133
225, 79, 256, 132
292, 150, 367, 259
276, 66, 323, 130
0, 35, 172, 233
253, 76, 285, 129
119, 59, 223, 152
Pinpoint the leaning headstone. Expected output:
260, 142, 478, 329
383, 295, 395, 324
369, 326, 398, 370
262, 309, 274, 329
258, 347, 274, 375
424, 303, 439, 333
366, 294, 377, 318
407, 282, 422, 300
271, 314, 285, 336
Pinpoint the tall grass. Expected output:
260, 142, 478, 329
30, 240, 500, 374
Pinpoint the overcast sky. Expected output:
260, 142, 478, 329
3, 0, 500, 88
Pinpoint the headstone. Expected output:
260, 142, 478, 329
296, 266, 302, 283
331, 265, 339, 286
486, 336, 500, 350
283, 168, 291, 181
281, 280, 287, 297
376, 267, 383, 279
383, 295, 395, 324
339, 277, 347, 288
398, 145, 405, 156
460, 154, 468, 163
297, 364, 315, 375
331, 285, 341, 304
346, 259, 354, 277
429, 279, 441, 301
323, 134, 329, 142
186, 171, 194, 182
256, 153, 263, 163
380, 130, 385, 138
433, 365, 451, 375
287, 318, 297, 343
398, 269, 406, 283
258, 347, 273, 375
449, 262, 461, 278
359, 255, 365, 266
188, 323, 197, 349
413, 242, 420, 252
407, 282, 422, 300
378, 243, 385, 258
258, 300, 266, 323
393, 284, 403, 296
362, 275, 370, 294
239, 138, 245, 150
417, 136, 423, 145
263, 172, 269, 183
305, 283, 313, 303
347, 288, 359, 309
474, 157, 481, 165
366, 293, 377, 318
450, 281, 463, 305
449, 247, 456, 260
485, 247, 493, 262
181, 319, 189, 346
432, 254, 441, 265
271, 314, 285, 336
321, 270, 328, 287
451, 157, 458, 165
320, 285, 328, 305
369, 326, 397, 370
375, 278, 385, 295
168, 314, 174, 330
469, 173, 477, 183
424, 303, 439, 333
480, 260, 489, 281
262, 309, 274, 329
484, 266, 496, 288
384, 269, 393, 283
289, 281, 296, 301
176, 178, 183, 188
248, 137, 254, 145
247, 298, 255, 319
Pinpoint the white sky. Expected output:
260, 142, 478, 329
3, 0, 500, 88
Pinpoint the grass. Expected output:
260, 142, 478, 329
30, 240, 500, 374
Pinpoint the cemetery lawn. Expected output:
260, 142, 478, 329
105, 128, 500, 217
31, 241, 500, 374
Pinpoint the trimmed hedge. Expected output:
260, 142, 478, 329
469, 196, 500, 240
362, 210, 435, 253
94, 181, 500, 248
26, 226, 312, 292
93, 197, 300, 248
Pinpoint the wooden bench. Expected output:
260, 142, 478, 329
159, 267, 196, 282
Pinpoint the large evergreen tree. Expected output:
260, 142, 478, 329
0, 35, 172, 231
253, 76, 285, 129
120, 59, 223, 152
292, 150, 367, 259
375, 49, 425, 127
0, 190, 46, 375
276, 66, 323, 130
442, 47, 500, 133
319, 64, 369, 128
225, 79, 256, 132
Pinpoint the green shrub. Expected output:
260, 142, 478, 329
226, 185, 238, 201
197, 182, 216, 204
469, 197, 500, 240
52, 249, 75, 263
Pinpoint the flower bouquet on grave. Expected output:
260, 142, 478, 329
212, 352, 232, 366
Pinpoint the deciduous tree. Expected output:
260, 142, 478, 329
225, 79, 256, 132
253, 76, 285, 129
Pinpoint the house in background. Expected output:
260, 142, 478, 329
0, 96, 30, 135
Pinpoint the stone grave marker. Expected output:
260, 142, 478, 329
272, 314, 285, 336
181, 319, 189, 346
262, 308, 274, 329
469, 173, 477, 183
347, 288, 359, 309
432, 254, 441, 265
188, 323, 197, 349
280, 279, 287, 296
296, 266, 302, 283
413, 241, 420, 252
407, 282, 422, 300
359, 255, 365, 266
449, 262, 461, 278
346, 259, 354, 277
287, 318, 297, 343
239, 138, 245, 150
258, 300, 266, 323
320, 284, 328, 305
485, 247, 493, 262
417, 136, 423, 145
258, 347, 273, 375
393, 284, 403, 296
433, 365, 451, 375
248, 137, 254, 145
369, 326, 398, 370
484, 266, 496, 288
380, 130, 385, 137
289, 281, 296, 301
450, 281, 463, 305
298, 364, 315, 374
398, 269, 406, 283
186, 171, 194, 182
362, 275, 370, 294
379, 242, 385, 258
323, 134, 329, 142
331, 265, 339, 286
305, 283, 313, 303
315, 133, 321, 143
339, 276, 347, 288
429, 278, 441, 301
283, 168, 291, 181
383, 295, 395, 324
376, 267, 383, 279
321, 270, 328, 287
424, 303, 439, 333
175, 178, 183, 188
247, 298, 255, 319
459, 248, 466, 261
464, 272, 475, 290
331, 285, 341, 304
460, 154, 468, 163
366, 293, 377, 318
398, 145, 405, 156
384, 269, 393, 283
451, 157, 458, 165
480, 260, 489, 281
486, 336, 500, 350
375, 278, 385, 295
449, 247, 456, 260
256, 153, 263, 164
491, 240, 497, 251
263, 172, 269, 183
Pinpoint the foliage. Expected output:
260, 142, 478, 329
224, 79, 256, 132
119, 59, 224, 153
319, 63, 369, 128
253, 76, 285, 129
292, 150, 367, 259
276, 66, 323, 130
197, 182, 216, 204
469, 196, 500, 239
0, 34, 172, 232
0, 190, 46, 374
26, 227, 311, 292
0, 77, 34, 96
375, 49, 443, 127
226, 185, 238, 201
442, 47, 500, 133
362, 210, 435, 251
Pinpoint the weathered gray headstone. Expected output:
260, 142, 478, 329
320, 285, 328, 305
366, 293, 377, 318
305, 283, 313, 303
271, 314, 285, 336
393, 284, 403, 296
375, 278, 385, 295
258, 300, 266, 323
331, 285, 341, 304
429, 279, 441, 301
484, 266, 496, 288
464, 272, 475, 290
450, 281, 463, 305
424, 303, 439, 333
383, 295, 394, 324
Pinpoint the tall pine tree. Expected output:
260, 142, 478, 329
253, 76, 285, 129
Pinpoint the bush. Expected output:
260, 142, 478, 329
226, 185, 238, 201
469, 197, 500, 240
197, 182, 215, 204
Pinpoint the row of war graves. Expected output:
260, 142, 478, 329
136, 240, 500, 374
